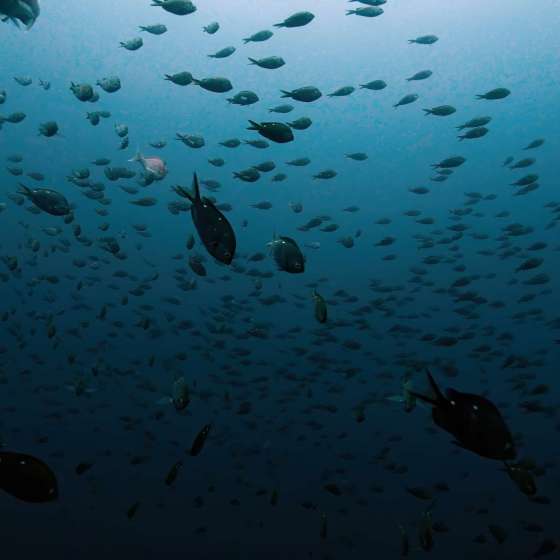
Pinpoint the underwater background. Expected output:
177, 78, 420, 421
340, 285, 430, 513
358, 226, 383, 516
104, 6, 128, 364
1, 0, 560, 558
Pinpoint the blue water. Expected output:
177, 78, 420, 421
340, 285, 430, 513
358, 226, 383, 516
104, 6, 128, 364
1, 0, 559, 558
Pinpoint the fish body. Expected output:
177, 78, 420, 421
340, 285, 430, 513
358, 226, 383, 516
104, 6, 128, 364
247, 120, 293, 143
173, 173, 236, 264
268, 235, 305, 273
312, 290, 328, 323
410, 371, 516, 460
0, 0, 40, 29
0, 451, 57, 502
129, 151, 167, 180
18, 184, 70, 215
190, 424, 211, 456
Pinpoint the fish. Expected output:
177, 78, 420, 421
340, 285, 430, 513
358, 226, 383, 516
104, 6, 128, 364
0, 0, 40, 29
190, 424, 211, 456
312, 289, 328, 323
0, 451, 58, 503
18, 184, 70, 215
129, 150, 168, 180
173, 173, 236, 264
247, 120, 294, 143
165, 461, 183, 486
409, 371, 517, 460
268, 235, 305, 273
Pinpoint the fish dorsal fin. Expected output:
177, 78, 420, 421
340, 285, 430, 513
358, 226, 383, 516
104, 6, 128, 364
407, 370, 445, 407
192, 172, 201, 201
426, 370, 446, 404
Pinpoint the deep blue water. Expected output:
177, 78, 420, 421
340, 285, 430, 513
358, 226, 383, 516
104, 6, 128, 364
1, 1, 559, 558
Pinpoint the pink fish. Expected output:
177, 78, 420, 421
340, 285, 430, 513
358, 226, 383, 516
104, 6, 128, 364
129, 151, 168, 180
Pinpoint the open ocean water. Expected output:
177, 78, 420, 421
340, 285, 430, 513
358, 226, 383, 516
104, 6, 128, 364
0, 0, 559, 558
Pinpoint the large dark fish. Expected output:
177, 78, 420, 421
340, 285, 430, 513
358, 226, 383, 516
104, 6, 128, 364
268, 235, 305, 273
409, 371, 516, 460
18, 183, 70, 216
173, 173, 236, 264
0, 0, 40, 29
0, 451, 58, 503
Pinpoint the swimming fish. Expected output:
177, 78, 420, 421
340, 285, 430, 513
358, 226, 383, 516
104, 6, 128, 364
0, 451, 58, 503
409, 371, 516, 460
173, 173, 236, 264
0, 0, 40, 29
129, 151, 168, 180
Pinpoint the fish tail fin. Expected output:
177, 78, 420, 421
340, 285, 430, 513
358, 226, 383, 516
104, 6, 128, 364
422, 109, 432, 115
345, 10, 355, 15
243, 38, 250, 44
17, 183, 31, 197
172, 185, 194, 203
248, 57, 258, 65
247, 120, 260, 131
128, 148, 142, 163
407, 390, 437, 406
192, 78, 201, 86
273, 23, 285, 28
475, 94, 484, 100
407, 39, 416, 44
280, 90, 291, 98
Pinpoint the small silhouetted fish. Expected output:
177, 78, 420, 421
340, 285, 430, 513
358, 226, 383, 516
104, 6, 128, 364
127, 501, 140, 519
312, 290, 328, 323
192, 76, 232, 93
249, 56, 285, 69
524, 138, 544, 150
247, 120, 293, 143
75, 462, 94, 476
274, 11, 314, 28
165, 461, 183, 486
360, 80, 386, 90
190, 424, 211, 456
324, 483, 342, 496
407, 70, 432, 81
394, 94, 418, 108
476, 88, 510, 100
152, 0, 197, 16
408, 35, 438, 44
